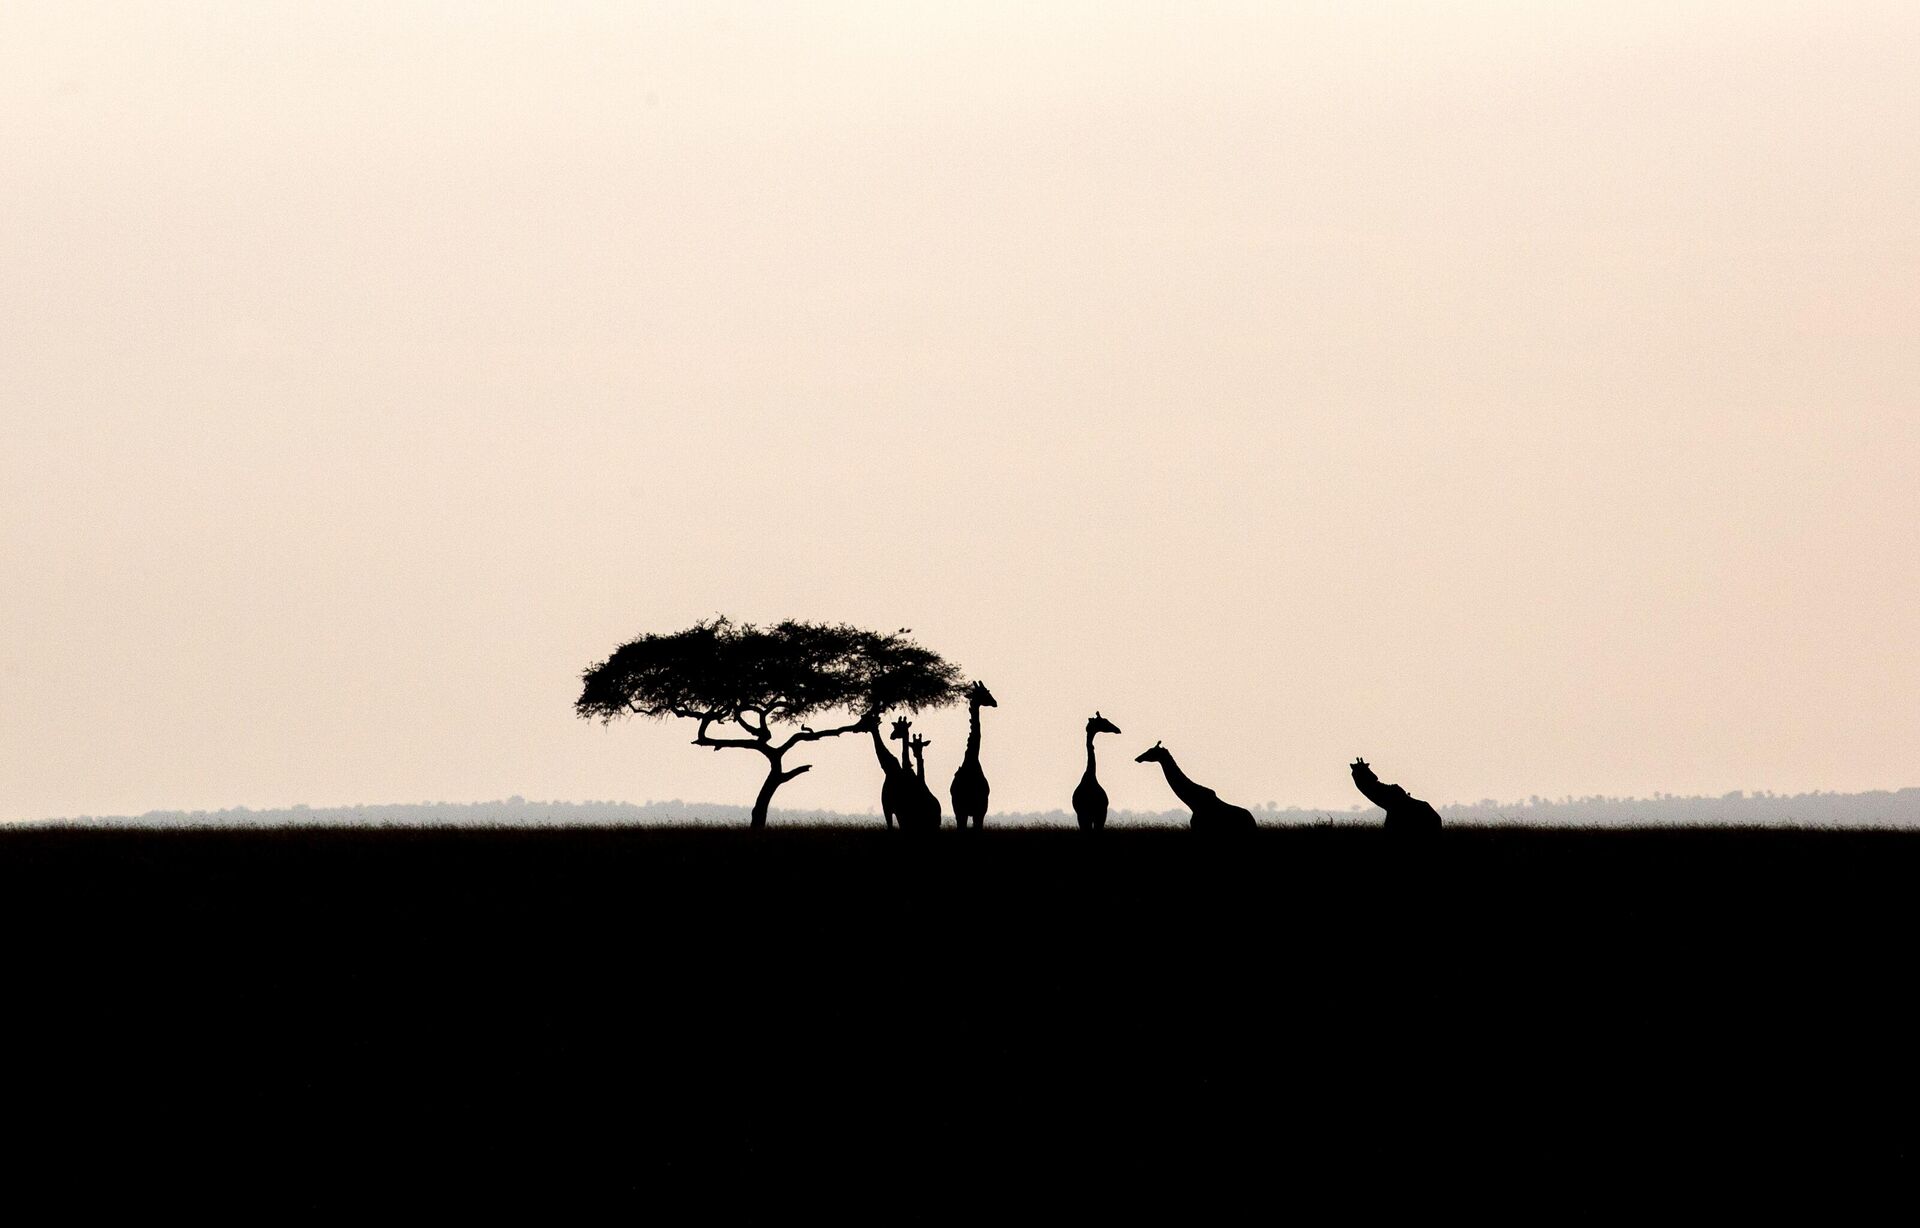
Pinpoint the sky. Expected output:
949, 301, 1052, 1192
3, 2, 1916, 822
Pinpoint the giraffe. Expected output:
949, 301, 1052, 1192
1350, 758, 1442, 836
949, 681, 997, 831
869, 713, 913, 830
1134, 742, 1257, 834
1072, 712, 1123, 831
901, 732, 943, 833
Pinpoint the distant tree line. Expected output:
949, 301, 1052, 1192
22, 788, 1920, 829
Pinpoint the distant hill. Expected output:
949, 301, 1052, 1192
22, 787, 1920, 828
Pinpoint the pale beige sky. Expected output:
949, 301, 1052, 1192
3, 2, 1916, 821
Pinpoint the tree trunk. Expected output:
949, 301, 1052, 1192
750, 760, 811, 830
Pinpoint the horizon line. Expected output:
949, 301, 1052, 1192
15, 785, 1920, 828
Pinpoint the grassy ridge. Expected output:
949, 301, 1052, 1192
4, 824, 1913, 1210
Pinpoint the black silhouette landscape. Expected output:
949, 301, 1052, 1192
10, 610, 1920, 1211
7, 819, 1917, 1214
10, 1, 1917, 1210
12, 615, 1917, 1210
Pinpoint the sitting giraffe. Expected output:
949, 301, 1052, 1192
1135, 742, 1257, 834
949, 681, 997, 831
1350, 758, 1442, 836
1072, 712, 1123, 832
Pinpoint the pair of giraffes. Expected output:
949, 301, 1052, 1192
1122, 740, 1442, 834
1079, 713, 1258, 833
862, 682, 1277, 834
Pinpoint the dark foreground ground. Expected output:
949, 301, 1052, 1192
3, 823, 1916, 1214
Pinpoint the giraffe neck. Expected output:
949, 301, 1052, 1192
963, 701, 982, 766
1084, 731, 1098, 779
871, 723, 903, 775
1157, 755, 1206, 807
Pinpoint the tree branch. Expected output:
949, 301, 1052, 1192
691, 711, 767, 753
735, 709, 771, 741
775, 715, 870, 756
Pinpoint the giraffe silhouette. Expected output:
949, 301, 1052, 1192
949, 681, 997, 831
902, 732, 943, 833
1135, 742, 1257, 834
1073, 712, 1122, 832
1350, 758, 1443, 836
868, 713, 912, 830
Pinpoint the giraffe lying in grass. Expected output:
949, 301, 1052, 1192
1135, 742, 1256, 834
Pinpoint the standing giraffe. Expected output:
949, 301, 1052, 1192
949, 681, 997, 831
902, 732, 942, 833
1134, 742, 1256, 833
1072, 712, 1123, 831
869, 713, 913, 830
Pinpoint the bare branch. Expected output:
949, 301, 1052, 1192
693, 712, 767, 753
775, 715, 870, 756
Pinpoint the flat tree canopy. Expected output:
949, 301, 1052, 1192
577, 618, 963, 827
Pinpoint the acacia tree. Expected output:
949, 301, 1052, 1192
576, 618, 964, 829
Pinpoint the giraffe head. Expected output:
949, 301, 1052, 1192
967, 681, 998, 709
889, 716, 913, 743
1134, 740, 1169, 764
1087, 711, 1122, 737
910, 733, 931, 756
